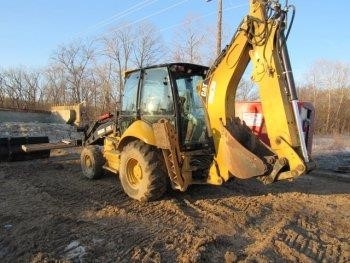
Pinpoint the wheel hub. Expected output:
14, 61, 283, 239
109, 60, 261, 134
126, 158, 142, 188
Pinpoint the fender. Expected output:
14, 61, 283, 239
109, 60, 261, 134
117, 120, 157, 150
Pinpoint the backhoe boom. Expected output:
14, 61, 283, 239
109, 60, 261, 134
199, 0, 314, 183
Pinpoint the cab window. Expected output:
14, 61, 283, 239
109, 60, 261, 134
176, 75, 208, 145
140, 67, 174, 122
121, 70, 140, 115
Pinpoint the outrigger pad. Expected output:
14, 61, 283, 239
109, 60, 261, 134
0, 136, 50, 162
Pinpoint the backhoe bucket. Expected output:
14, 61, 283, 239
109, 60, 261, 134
0, 136, 50, 162
219, 118, 274, 179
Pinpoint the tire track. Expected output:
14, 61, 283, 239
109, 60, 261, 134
275, 215, 349, 262
1, 154, 349, 262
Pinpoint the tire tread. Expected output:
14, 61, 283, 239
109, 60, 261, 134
121, 141, 167, 201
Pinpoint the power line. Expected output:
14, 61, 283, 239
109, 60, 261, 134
76, 0, 245, 47
102, 3, 247, 52
91, 0, 160, 30
75, 0, 160, 37
115, 0, 191, 31
97, 0, 192, 40
157, 3, 246, 34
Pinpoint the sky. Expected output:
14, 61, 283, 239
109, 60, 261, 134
1, 0, 349, 82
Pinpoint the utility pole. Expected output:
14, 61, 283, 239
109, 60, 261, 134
216, 0, 222, 56
206, 0, 223, 56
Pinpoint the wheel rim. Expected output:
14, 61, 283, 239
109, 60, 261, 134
84, 155, 93, 172
126, 158, 142, 189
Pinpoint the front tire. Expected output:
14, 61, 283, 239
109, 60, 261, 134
80, 145, 104, 179
119, 141, 167, 202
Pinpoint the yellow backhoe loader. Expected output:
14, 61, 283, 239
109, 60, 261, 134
80, 0, 315, 201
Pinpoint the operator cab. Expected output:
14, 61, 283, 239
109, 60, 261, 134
120, 63, 211, 151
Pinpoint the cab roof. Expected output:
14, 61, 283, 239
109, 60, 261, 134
124, 62, 209, 78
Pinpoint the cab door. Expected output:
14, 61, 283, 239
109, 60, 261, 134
119, 70, 140, 134
139, 67, 175, 124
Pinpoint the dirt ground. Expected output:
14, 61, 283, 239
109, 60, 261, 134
0, 137, 349, 262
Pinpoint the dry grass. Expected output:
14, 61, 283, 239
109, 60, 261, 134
313, 134, 350, 153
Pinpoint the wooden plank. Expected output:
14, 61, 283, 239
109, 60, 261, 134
22, 141, 80, 152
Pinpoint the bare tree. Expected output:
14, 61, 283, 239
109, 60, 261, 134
101, 24, 134, 102
171, 15, 206, 64
0, 67, 44, 109
43, 64, 68, 105
1, 68, 25, 108
236, 78, 258, 101
0, 71, 6, 107
22, 70, 42, 108
92, 61, 118, 112
301, 60, 350, 134
51, 40, 95, 103
132, 22, 164, 68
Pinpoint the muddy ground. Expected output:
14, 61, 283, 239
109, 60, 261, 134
0, 136, 349, 262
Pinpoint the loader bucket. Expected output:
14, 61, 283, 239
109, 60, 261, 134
0, 136, 50, 162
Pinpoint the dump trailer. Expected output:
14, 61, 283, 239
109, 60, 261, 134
77, 0, 316, 201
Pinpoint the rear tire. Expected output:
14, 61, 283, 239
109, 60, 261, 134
81, 145, 104, 179
119, 141, 167, 202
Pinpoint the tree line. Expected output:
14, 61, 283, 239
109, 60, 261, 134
298, 60, 350, 135
0, 22, 168, 117
0, 18, 215, 117
0, 19, 349, 134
